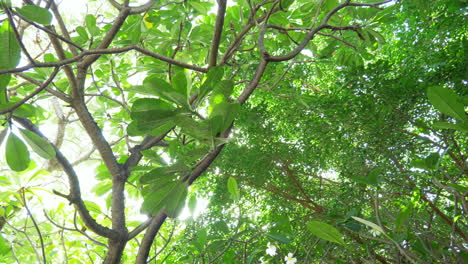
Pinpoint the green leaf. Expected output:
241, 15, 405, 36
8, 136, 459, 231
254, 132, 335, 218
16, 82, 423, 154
395, 205, 412, 232
18, 129, 56, 160
5, 133, 30, 171
83, 201, 102, 214
0, 20, 20, 68
130, 98, 175, 120
366, 29, 385, 45
139, 163, 188, 184
0, 75, 11, 104
76, 26, 89, 41
427, 86, 466, 121
0, 21, 21, 103
266, 232, 291, 244
16, 5, 52, 25
432, 121, 468, 133
143, 76, 187, 107
195, 66, 224, 106
85, 14, 100, 35
209, 102, 240, 134
351, 216, 385, 235
306, 221, 345, 245
424, 152, 440, 170
227, 176, 240, 201
141, 180, 177, 215
91, 180, 112, 196
280, 0, 295, 9
129, 98, 178, 134
165, 181, 188, 218
175, 115, 211, 139
2, 103, 37, 118
172, 71, 188, 98
0, 235, 11, 256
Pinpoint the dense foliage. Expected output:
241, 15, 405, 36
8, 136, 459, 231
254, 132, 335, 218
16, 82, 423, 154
0, 0, 466, 263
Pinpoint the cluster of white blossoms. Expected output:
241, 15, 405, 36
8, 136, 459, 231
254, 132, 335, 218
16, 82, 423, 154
259, 242, 297, 264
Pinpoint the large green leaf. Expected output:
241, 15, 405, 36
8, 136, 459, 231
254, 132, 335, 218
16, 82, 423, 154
165, 181, 188, 218
209, 102, 240, 135
16, 5, 52, 25
306, 221, 345, 245
0, 20, 21, 104
129, 98, 177, 134
143, 76, 187, 107
18, 128, 56, 160
395, 205, 412, 232
5, 133, 30, 171
175, 115, 211, 139
227, 176, 240, 201
172, 71, 188, 98
0, 235, 11, 256
130, 98, 175, 120
140, 163, 188, 185
432, 121, 468, 133
266, 232, 291, 244
85, 14, 100, 35
141, 180, 177, 215
194, 66, 224, 106
427, 86, 466, 121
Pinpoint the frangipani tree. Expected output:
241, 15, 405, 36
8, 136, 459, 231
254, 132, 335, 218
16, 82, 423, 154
1, 0, 466, 263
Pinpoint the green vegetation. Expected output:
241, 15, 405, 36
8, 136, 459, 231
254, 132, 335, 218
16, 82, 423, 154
0, 0, 466, 263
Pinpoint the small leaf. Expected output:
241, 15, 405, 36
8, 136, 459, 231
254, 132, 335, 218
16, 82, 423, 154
306, 221, 345, 245
19, 129, 56, 160
6, 133, 30, 171
16, 5, 52, 25
85, 14, 100, 35
351, 216, 385, 234
427, 86, 466, 121
227, 176, 240, 201
76, 26, 89, 41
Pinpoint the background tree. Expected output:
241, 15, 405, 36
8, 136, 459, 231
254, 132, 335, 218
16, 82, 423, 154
0, 0, 466, 263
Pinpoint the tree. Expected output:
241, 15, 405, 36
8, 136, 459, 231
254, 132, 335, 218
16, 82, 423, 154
0, 0, 466, 263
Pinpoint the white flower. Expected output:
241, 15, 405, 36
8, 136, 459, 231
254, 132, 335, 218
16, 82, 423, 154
259, 256, 267, 264
370, 228, 381, 237
284, 253, 297, 264
266, 242, 277, 256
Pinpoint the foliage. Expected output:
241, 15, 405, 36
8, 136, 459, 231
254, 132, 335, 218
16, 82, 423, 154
0, 0, 466, 263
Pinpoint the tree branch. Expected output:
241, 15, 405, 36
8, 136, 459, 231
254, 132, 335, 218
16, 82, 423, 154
0, 67, 60, 115
135, 211, 167, 264
208, 0, 227, 67
12, 117, 116, 239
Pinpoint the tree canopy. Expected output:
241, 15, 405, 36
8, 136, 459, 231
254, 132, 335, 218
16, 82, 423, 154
0, 0, 466, 263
